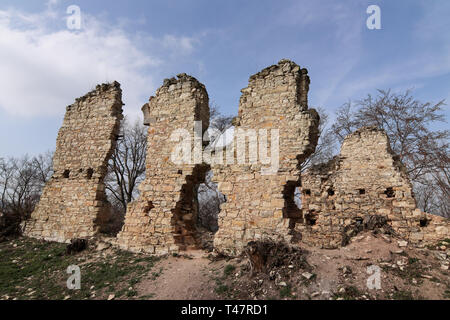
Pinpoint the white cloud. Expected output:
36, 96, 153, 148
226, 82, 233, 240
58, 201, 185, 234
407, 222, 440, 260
162, 34, 198, 54
0, 4, 199, 120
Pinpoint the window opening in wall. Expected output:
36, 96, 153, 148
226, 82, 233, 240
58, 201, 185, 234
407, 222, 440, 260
419, 217, 429, 227
87, 168, 94, 179
384, 187, 395, 198
63, 170, 70, 178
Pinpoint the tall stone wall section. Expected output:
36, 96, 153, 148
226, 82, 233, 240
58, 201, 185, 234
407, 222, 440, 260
297, 126, 450, 248
116, 74, 210, 254
23, 82, 124, 242
211, 59, 320, 255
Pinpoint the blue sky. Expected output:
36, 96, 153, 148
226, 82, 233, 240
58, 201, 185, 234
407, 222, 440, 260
0, 0, 449, 157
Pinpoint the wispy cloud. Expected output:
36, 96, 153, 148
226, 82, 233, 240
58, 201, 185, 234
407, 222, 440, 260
0, 3, 200, 119
331, 2, 450, 106
277, 0, 365, 108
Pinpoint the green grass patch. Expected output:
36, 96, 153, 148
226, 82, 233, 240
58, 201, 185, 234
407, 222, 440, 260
279, 285, 292, 299
333, 286, 362, 300
0, 237, 158, 300
382, 255, 425, 285
215, 284, 229, 295
392, 290, 414, 300
223, 264, 236, 277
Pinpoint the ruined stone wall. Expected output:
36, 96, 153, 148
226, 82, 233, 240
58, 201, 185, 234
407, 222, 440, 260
297, 126, 450, 248
23, 82, 124, 242
211, 59, 320, 255
117, 74, 210, 254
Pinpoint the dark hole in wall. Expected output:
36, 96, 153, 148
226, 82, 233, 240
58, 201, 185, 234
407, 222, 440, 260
355, 217, 363, 226
144, 201, 154, 213
282, 181, 302, 219
327, 188, 335, 196
178, 170, 183, 175
359, 189, 366, 195
303, 189, 311, 196
283, 181, 304, 241
384, 187, 395, 198
305, 211, 317, 226
86, 168, 94, 179
419, 217, 429, 227
63, 170, 70, 178
172, 164, 210, 251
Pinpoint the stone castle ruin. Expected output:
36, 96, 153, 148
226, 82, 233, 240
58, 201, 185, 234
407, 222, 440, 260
296, 126, 450, 248
211, 60, 320, 255
23, 60, 449, 255
116, 74, 210, 254
23, 82, 124, 242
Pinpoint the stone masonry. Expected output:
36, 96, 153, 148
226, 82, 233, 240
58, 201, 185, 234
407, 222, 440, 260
23, 82, 124, 242
296, 126, 450, 248
116, 74, 210, 254
23, 60, 449, 256
211, 59, 320, 255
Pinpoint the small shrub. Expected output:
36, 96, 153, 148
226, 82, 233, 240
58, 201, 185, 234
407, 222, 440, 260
279, 285, 292, 299
223, 264, 236, 277
215, 284, 229, 295
392, 290, 414, 300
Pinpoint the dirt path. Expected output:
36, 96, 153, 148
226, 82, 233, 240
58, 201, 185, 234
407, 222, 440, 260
134, 233, 449, 300
137, 250, 222, 300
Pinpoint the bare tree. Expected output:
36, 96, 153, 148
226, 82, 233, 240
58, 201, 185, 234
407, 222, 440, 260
209, 103, 234, 135
196, 104, 232, 232
0, 153, 52, 218
31, 151, 53, 187
0, 157, 15, 213
330, 89, 449, 217
197, 171, 225, 232
105, 118, 147, 213
0, 152, 53, 237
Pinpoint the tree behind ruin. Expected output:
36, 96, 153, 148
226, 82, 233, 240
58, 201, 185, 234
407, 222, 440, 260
0, 152, 53, 237
105, 118, 147, 213
330, 89, 449, 217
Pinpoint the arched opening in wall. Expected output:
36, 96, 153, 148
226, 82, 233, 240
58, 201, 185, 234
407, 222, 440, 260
282, 180, 306, 243
63, 170, 70, 178
197, 170, 224, 232
359, 189, 366, 195
196, 170, 225, 251
171, 164, 210, 251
